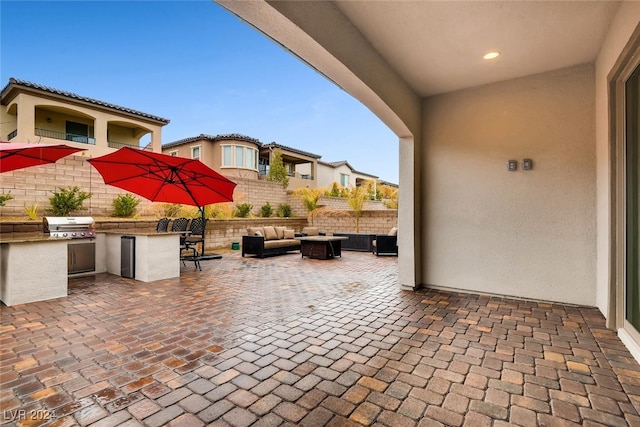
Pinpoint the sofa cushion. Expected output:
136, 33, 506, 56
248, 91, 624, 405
284, 229, 295, 239
248, 226, 264, 237
263, 226, 278, 241
264, 239, 301, 249
303, 227, 319, 236
388, 227, 398, 236
275, 226, 287, 240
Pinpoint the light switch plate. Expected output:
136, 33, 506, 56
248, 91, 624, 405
522, 159, 532, 170
508, 160, 517, 171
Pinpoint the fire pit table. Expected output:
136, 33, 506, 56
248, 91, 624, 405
298, 236, 348, 260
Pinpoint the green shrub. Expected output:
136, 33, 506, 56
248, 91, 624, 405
277, 203, 292, 218
163, 203, 182, 217
48, 186, 92, 216
112, 193, 141, 217
260, 202, 273, 218
233, 202, 253, 218
0, 191, 13, 207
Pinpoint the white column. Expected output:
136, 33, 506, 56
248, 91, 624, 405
398, 136, 421, 290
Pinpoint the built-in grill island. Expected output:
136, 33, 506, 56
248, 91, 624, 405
44, 216, 96, 275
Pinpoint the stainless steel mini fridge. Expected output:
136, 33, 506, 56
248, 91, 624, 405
121, 236, 135, 279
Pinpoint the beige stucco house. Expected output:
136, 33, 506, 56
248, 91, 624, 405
314, 160, 378, 191
217, 1, 640, 361
162, 134, 322, 190
0, 78, 169, 155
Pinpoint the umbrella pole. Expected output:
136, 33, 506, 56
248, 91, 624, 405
199, 206, 206, 255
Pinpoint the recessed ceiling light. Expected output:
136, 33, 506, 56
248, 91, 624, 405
483, 51, 501, 60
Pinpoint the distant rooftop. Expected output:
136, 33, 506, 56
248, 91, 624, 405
319, 159, 378, 179
1, 78, 170, 124
261, 142, 321, 159
163, 135, 322, 159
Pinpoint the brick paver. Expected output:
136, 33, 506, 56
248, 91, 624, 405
2, 251, 640, 425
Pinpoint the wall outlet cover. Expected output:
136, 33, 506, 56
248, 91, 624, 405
508, 160, 517, 171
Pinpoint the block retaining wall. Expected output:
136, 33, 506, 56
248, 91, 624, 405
0, 211, 397, 250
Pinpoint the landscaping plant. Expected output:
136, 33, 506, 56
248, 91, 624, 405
163, 203, 182, 217
233, 202, 253, 218
112, 193, 141, 217
260, 202, 273, 217
48, 186, 92, 216
0, 191, 13, 207
277, 203, 292, 218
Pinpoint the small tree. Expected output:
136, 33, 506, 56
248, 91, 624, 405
267, 148, 289, 189
48, 186, 92, 216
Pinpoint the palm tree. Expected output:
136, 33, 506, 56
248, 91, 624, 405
346, 184, 369, 233
292, 187, 324, 225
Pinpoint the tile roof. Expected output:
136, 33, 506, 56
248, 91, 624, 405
163, 133, 261, 149
1, 78, 170, 124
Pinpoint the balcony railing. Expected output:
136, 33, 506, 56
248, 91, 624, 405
35, 128, 95, 145
108, 140, 152, 151
7, 129, 17, 140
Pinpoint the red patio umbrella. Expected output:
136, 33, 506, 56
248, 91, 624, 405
0, 141, 87, 173
87, 147, 236, 207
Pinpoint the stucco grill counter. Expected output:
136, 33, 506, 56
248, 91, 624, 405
1, 223, 184, 306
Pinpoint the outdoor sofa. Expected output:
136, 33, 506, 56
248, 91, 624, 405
242, 226, 300, 258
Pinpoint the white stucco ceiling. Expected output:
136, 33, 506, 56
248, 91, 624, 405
335, 0, 621, 96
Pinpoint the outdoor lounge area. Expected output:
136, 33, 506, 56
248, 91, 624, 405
2, 251, 640, 426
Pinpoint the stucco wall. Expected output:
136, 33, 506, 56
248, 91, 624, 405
422, 64, 596, 305
594, 2, 640, 320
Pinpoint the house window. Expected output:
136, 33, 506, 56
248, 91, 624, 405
340, 173, 349, 187
235, 146, 244, 167
66, 121, 94, 144
191, 146, 201, 160
169, 151, 178, 157
223, 146, 232, 166
221, 145, 258, 171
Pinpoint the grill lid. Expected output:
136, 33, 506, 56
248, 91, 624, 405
44, 216, 95, 238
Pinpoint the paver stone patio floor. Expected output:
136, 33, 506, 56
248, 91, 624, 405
2, 251, 640, 426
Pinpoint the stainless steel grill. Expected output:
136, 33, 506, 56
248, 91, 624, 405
44, 216, 96, 239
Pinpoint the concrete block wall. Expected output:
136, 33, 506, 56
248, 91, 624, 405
311, 210, 398, 235
0, 155, 157, 217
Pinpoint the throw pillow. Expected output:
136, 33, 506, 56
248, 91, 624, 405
388, 227, 398, 236
284, 229, 295, 239
263, 226, 278, 241
275, 226, 287, 240
247, 226, 264, 236
254, 230, 263, 237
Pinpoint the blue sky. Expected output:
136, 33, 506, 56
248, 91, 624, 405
0, 1, 399, 184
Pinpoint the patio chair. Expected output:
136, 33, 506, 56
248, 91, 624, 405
156, 217, 170, 232
182, 217, 208, 271
373, 227, 398, 256
171, 217, 190, 233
